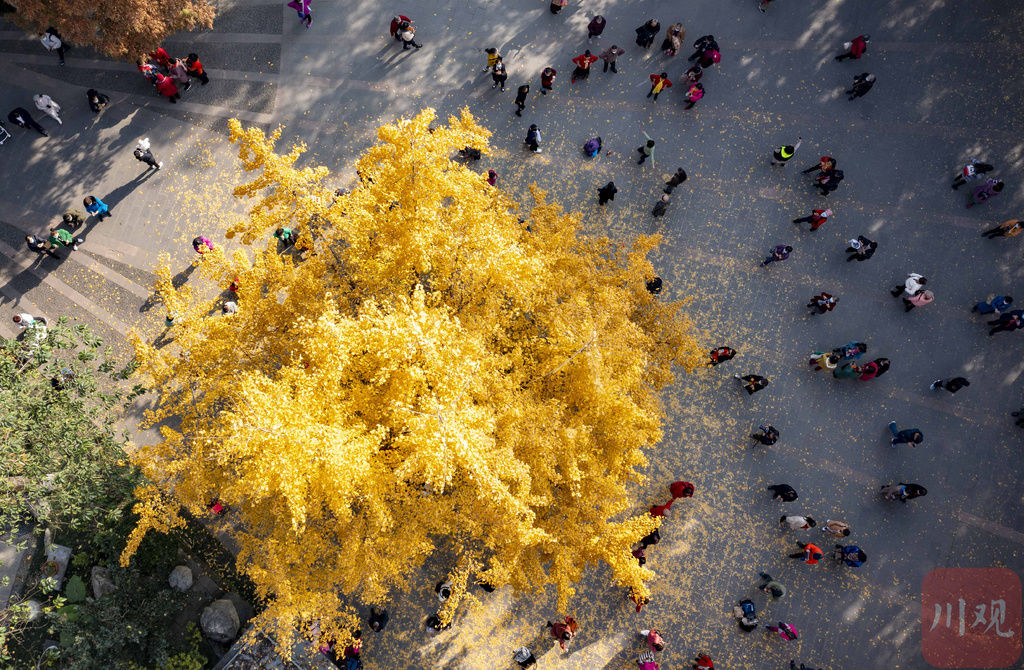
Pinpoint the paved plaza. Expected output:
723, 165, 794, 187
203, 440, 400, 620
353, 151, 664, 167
2, 0, 1024, 668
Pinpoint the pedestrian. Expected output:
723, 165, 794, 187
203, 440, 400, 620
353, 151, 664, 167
546, 616, 577, 650
400, 24, 422, 50
549, 0, 567, 15
890, 272, 926, 298
26, 235, 59, 258
688, 34, 719, 63
966, 178, 1004, 208
988, 310, 1024, 336
846, 73, 875, 100
760, 244, 792, 266
639, 527, 661, 550
801, 155, 836, 176
636, 651, 659, 670
185, 53, 209, 85
660, 23, 685, 56
821, 519, 851, 538
771, 137, 803, 166
832, 361, 861, 379
750, 424, 779, 446
692, 654, 715, 670
12, 313, 46, 329
708, 346, 736, 366
167, 57, 191, 91
788, 541, 824, 564
902, 289, 935, 312
733, 600, 760, 631
540, 67, 557, 94
368, 607, 389, 632
649, 500, 673, 517
981, 219, 1023, 239
857, 359, 881, 381
571, 50, 598, 83
646, 277, 663, 295
815, 168, 844, 195
483, 169, 497, 186
665, 167, 688, 192
149, 47, 172, 70
86, 89, 110, 113
757, 572, 786, 599
846, 235, 877, 261
834, 544, 867, 567
952, 157, 994, 189
524, 124, 542, 153
137, 58, 160, 85
639, 628, 665, 653
33, 94, 62, 125
888, 421, 923, 447
807, 292, 837, 315
435, 579, 453, 602
973, 295, 1013, 314
637, 130, 655, 165
597, 181, 617, 205
583, 136, 602, 157
681, 64, 702, 91
274, 227, 298, 247
39, 27, 66, 65
930, 377, 970, 394
833, 340, 867, 360
651, 194, 671, 217
881, 483, 928, 501
154, 73, 181, 103
133, 138, 163, 170
683, 83, 704, 109
835, 34, 870, 61
389, 15, 412, 40
192, 236, 214, 254
483, 47, 502, 72
8, 107, 48, 136
635, 19, 661, 49
758, 0, 773, 12
668, 481, 695, 501
513, 84, 529, 115
48, 226, 82, 252
793, 207, 832, 231
767, 622, 800, 641
768, 484, 798, 502
781, 515, 816, 530
587, 15, 606, 42
599, 45, 625, 73
647, 72, 672, 102
734, 374, 769, 394
83, 196, 111, 221
491, 59, 507, 90
287, 0, 313, 27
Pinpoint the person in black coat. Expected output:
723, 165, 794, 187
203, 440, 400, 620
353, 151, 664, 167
8, 107, 47, 136
846, 73, 875, 100
86, 89, 110, 113
635, 19, 660, 48
597, 181, 617, 205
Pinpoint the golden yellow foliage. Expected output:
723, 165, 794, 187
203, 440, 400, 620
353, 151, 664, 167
123, 108, 703, 651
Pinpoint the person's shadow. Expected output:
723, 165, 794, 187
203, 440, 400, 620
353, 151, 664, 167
81, 170, 158, 234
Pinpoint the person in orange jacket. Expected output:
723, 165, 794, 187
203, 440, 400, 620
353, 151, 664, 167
185, 53, 209, 85
571, 50, 598, 83
148, 46, 172, 70
788, 541, 824, 564
647, 72, 672, 101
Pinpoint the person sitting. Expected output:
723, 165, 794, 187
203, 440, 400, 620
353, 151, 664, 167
583, 136, 602, 158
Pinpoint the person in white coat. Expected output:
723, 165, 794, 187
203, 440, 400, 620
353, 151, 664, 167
39, 29, 66, 64
33, 94, 62, 125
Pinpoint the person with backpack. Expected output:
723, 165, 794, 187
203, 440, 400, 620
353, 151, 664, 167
771, 137, 803, 166
733, 600, 759, 631
683, 82, 704, 109
952, 157, 994, 189
635, 19, 661, 49
846, 73, 875, 100
789, 541, 824, 564
583, 136, 602, 157
750, 424, 779, 446
571, 50, 599, 83
707, 346, 736, 366
597, 181, 617, 205
834, 544, 867, 567
524, 124, 542, 153
835, 34, 870, 61
540, 67, 557, 94
688, 35, 718, 62
133, 138, 162, 170
966, 178, 1005, 208
880, 483, 927, 501
513, 84, 530, 116
647, 72, 672, 101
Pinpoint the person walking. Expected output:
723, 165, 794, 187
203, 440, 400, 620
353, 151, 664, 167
33, 94, 62, 125
48, 226, 82, 252
193, 236, 214, 254
807, 292, 837, 315
683, 83, 704, 109
880, 483, 928, 502
734, 374, 769, 394
587, 15, 606, 42
660, 23, 685, 56
930, 376, 970, 393
872, 357, 890, 377
952, 157, 994, 189
821, 519, 851, 538
757, 572, 786, 599
389, 15, 412, 40
670, 480, 695, 499
83, 196, 111, 221
888, 421, 923, 447
857, 359, 881, 381
988, 310, 1024, 336
766, 621, 800, 641
513, 84, 529, 116
835, 34, 870, 61
482, 47, 502, 72
491, 59, 508, 90
973, 295, 1013, 314
808, 351, 839, 372
287, 0, 313, 27
788, 541, 824, 564
8, 107, 48, 136
981, 219, 1023, 239
846, 235, 877, 261
793, 208, 832, 231
549, 0, 567, 15
540, 67, 557, 94
651, 194, 671, 217
733, 600, 759, 631
665, 167, 688, 192
834, 544, 867, 567
768, 484, 798, 501
600, 45, 625, 73
39, 27, 66, 65
638, 628, 665, 653
692, 653, 715, 669
846, 73, 875, 100
647, 72, 672, 101
815, 167, 844, 195
832, 361, 861, 380
681, 64, 702, 90
133, 138, 163, 170
635, 19, 661, 49
966, 178, 1004, 208
688, 34, 719, 62
486, 169, 498, 186
154, 73, 181, 103
834, 340, 868, 360
750, 424, 779, 446
513, 646, 537, 668
780, 515, 816, 530
168, 57, 192, 92
801, 155, 835, 176
708, 346, 736, 366
185, 53, 209, 85
902, 289, 935, 312
771, 137, 803, 166
400, 23, 422, 50
571, 50, 598, 83
12, 313, 46, 329
524, 124, 542, 153
546, 617, 577, 650
26, 235, 59, 258
86, 89, 110, 113
597, 181, 617, 205
891, 272, 926, 298
637, 128, 655, 165
761, 244, 792, 266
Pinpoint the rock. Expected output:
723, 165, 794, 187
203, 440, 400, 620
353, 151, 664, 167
90, 566, 115, 599
169, 565, 193, 592
200, 599, 240, 643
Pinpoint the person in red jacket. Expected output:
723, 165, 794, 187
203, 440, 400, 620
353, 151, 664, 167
647, 72, 672, 101
185, 53, 209, 85
389, 14, 411, 39
707, 346, 736, 366
807, 292, 837, 315
789, 541, 824, 564
835, 34, 870, 61
792, 207, 832, 231
650, 500, 673, 517
154, 73, 181, 103
546, 616, 578, 650
540, 66, 557, 94
692, 654, 714, 669
571, 50, 598, 83
670, 481, 695, 499
148, 47, 171, 70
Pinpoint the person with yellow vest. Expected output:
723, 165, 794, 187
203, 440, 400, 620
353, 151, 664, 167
771, 137, 802, 166
647, 72, 672, 101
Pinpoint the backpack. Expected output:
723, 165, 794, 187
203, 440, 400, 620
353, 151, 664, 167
710, 49, 721, 63
740, 600, 756, 617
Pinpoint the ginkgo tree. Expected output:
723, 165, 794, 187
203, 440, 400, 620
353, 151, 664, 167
124, 108, 704, 650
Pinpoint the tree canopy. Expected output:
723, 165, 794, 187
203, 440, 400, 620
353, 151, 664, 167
124, 108, 704, 649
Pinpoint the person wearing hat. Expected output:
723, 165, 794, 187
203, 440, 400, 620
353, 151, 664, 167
771, 137, 802, 166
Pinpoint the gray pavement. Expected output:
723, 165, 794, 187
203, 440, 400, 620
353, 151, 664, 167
2, 0, 1024, 668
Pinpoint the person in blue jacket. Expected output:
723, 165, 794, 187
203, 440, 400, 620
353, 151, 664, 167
83, 195, 110, 221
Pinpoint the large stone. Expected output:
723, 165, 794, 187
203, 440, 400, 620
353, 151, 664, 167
90, 566, 115, 599
200, 598, 240, 643
169, 565, 193, 592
